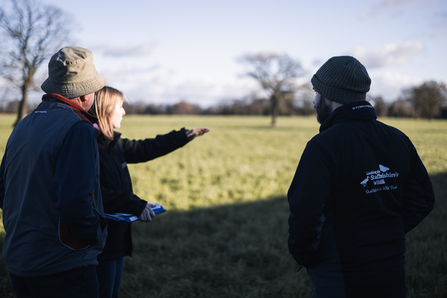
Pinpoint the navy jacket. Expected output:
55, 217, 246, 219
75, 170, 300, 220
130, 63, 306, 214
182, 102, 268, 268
0, 95, 107, 276
96, 128, 190, 260
288, 101, 435, 297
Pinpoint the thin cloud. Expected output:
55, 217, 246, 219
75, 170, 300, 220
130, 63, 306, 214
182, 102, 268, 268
361, 0, 447, 27
102, 64, 159, 78
370, 71, 423, 100
361, 0, 422, 19
430, 10, 447, 36
90, 41, 157, 58
122, 76, 258, 107
435, 11, 447, 25
351, 42, 425, 68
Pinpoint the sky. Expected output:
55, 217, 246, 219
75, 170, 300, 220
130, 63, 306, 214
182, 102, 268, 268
3, 0, 447, 107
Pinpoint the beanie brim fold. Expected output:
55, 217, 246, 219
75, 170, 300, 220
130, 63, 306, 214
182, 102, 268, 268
311, 56, 371, 104
311, 75, 368, 104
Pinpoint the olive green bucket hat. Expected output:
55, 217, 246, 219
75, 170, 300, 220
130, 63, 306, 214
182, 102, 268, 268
41, 46, 106, 98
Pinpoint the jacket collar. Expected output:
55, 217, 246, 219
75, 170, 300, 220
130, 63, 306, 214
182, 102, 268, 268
95, 129, 121, 151
320, 101, 377, 133
41, 93, 98, 125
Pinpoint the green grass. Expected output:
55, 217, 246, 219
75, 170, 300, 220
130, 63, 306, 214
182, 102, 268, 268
0, 114, 446, 297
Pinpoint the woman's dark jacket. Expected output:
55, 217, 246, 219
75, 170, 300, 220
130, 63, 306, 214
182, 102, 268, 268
96, 128, 190, 260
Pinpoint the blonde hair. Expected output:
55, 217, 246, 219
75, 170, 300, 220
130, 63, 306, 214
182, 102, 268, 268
90, 86, 123, 140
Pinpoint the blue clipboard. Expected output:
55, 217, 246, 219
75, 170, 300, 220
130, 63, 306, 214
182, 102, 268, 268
105, 204, 166, 222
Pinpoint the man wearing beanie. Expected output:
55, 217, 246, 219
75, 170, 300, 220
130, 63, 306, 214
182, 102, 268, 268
287, 56, 434, 298
0, 46, 107, 297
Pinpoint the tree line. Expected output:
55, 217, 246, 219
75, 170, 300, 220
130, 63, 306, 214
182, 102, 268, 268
122, 81, 447, 120
1, 80, 447, 120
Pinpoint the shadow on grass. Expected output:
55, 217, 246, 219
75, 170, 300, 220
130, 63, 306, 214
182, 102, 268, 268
1, 172, 446, 298
405, 171, 447, 298
123, 195, 310, 298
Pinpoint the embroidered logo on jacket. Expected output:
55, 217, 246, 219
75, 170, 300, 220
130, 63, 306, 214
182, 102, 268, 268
361, 164, 399, 194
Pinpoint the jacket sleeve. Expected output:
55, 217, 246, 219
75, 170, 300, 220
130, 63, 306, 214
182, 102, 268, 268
100, 185, 147, 216
401, 146, 435, 233
0, 154, 5, 209
54, 122, 102, 246
287, 140, 332, 268
122, 128, 190, 164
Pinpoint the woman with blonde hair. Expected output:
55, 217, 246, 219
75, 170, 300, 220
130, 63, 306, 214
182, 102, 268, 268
90, 86, 209, 298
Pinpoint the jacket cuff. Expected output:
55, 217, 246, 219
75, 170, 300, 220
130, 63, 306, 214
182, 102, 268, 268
130, 196, 148, 217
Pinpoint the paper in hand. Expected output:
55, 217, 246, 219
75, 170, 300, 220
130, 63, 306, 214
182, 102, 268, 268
151, 203, 167, 214
104, 204, 166, 223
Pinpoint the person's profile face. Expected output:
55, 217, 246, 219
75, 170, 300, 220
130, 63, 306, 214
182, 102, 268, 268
82, 93, 96, 112
313, 92, 332, 124
313, 91, 321, 108
111, 99, 126, 129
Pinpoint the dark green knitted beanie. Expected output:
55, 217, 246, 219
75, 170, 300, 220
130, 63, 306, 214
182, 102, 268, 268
311, 56, 371, 104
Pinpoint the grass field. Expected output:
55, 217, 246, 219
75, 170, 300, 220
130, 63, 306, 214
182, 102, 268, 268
0, 114, 446, 297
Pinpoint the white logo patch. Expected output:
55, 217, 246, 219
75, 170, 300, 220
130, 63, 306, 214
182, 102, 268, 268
361, 164, 399, 194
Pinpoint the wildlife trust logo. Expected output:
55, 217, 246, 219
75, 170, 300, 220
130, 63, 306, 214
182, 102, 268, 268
360, 164, 399, 194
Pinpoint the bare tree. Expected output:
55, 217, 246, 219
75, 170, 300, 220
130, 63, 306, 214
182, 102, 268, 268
0, 0, 72, 125
167, 100, 202, 115
368, 95, 389, 118
239, 52, 305, 126
404, 81, 447, 120
388, 99, 413, 118
294, 83, 315, 116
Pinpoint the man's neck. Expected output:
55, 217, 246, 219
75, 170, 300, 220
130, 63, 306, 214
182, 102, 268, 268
328, 100, 343, 113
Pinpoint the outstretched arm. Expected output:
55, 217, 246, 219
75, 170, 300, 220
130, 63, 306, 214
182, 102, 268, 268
122, 128, 195, 163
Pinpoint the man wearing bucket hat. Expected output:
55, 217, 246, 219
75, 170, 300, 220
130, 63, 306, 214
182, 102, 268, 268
0, 46, 107, 297
287, 56, 435, 297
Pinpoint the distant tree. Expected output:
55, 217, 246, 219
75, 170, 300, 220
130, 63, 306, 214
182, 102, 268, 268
0, 0, 72, 125
369, 95, 388, 117
242, 92, 270, 115
211, 92, 274, 116
239, 52, 305, 126
143, 103, 167, 115
167, 101, 202, 115
122, 101, 148, 114
404, 81, 447, 120
388, 99, 413, 118
0, 86, 10, 113
294, 83, 315, 116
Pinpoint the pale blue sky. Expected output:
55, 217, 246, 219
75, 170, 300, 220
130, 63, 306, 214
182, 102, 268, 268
4, 0, 447, 106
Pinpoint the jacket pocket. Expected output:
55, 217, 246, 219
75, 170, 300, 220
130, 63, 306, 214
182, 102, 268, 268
58, 220, 89, 250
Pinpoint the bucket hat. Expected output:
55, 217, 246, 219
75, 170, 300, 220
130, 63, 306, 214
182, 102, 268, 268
41, 46, 106, 98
